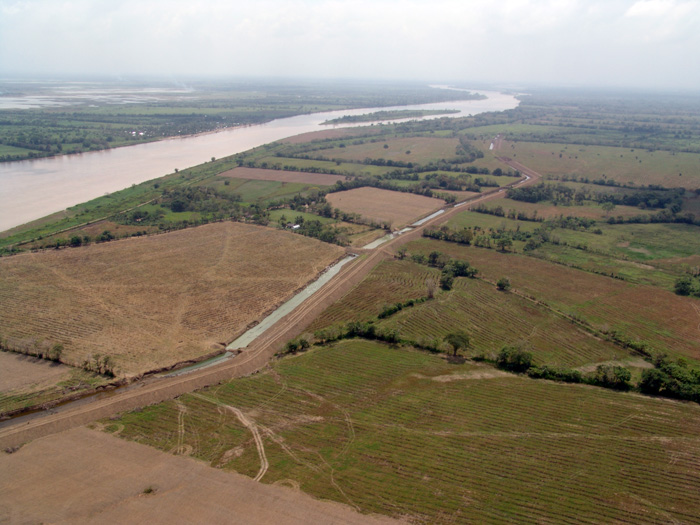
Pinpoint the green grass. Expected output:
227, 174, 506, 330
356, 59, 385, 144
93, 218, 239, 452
550, 222, 700, 262
0, 144, 33, 156
446, 209, 541, 233
376, 274, 627, 367
311, 258, 626, 367
405, 239, 700, 363
108, 340, 700, 523
501, 141, 700, 189
267, 209, 334, 225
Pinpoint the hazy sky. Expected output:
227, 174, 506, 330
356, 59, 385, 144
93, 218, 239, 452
1, 0, 698, 90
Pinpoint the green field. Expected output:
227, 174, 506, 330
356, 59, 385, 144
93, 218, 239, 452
405, 239, 700, 363
106, 340, 700, 523
501, 141, 700, 189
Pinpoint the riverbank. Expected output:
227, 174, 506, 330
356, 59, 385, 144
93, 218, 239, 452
0, 89, 519, 232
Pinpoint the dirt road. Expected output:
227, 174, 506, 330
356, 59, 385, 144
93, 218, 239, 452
0, 144, 541, 451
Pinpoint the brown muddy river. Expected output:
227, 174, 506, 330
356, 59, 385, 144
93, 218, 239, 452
0, 90, 519, 232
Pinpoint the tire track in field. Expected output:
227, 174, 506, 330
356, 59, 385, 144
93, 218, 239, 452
0, 144, 541, 451
228, 405, 269, 482
191, 393, 268, 482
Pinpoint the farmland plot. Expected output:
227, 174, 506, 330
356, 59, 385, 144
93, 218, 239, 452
500, 141, 700, 189
326, 187, 445, 229
376, 273, 626, 366
108, 340, 700, 523
406, 239, 700, 362
309, 259, 440, 331
0, 222, 344, 377
313, 136, 460, 164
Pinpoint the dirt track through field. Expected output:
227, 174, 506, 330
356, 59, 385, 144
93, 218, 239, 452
0, 426, 401, 524
0, 141, 540, 451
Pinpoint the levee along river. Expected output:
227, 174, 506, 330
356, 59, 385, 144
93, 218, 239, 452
0, 89, 519, 232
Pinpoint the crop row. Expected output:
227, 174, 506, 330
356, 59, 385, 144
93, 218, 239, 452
309, 260, 438, 331
109, 340, 700, 523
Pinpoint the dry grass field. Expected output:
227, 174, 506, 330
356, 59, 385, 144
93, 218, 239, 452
219, 166, 346, 186
326, 187, 445, 228
108, 340, 700, 523
0, 222, 344, 378
314, 136, 459, 164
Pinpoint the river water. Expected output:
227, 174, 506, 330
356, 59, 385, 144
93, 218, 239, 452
0, 89, 519, 232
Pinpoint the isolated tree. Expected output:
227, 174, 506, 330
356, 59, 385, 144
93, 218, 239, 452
496, 236, 513, 252
444, 331, 470, 357
601, 201, 616, 216
497, 277, 511, 291
396, 247, 407, 260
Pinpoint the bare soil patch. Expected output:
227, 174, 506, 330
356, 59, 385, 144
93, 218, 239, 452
282, 127, 380, 144
220, 167, 345, 186
437, 190, 481, 201
576, 358, 654, 374
0, 426, 400, 524
0, 352, 70, 392
326, 187, 445, 229
0, 222, 343, 378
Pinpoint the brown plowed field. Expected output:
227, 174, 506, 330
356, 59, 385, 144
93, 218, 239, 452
0, 352, 70, 392
0, 222, 344, 378
281, 127, 382, 144
219, 167, 345, 186
0, 426, 400, 525
326, 187, 445, 229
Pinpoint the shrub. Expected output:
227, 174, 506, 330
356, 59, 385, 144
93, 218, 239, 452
528, 365, 582, 383
496, 277, 511, 291
590, 365, 631, 390
497, 345, 533, 373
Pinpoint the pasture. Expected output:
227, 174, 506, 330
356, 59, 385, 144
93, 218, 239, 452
0, 222, 344, 377
326, 187, 445, 228
107, 340, 700, 523
500, 141, 700, 189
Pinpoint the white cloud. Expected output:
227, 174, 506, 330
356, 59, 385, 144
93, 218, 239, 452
0, 0, 698, 90
624, 0, 696, 17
